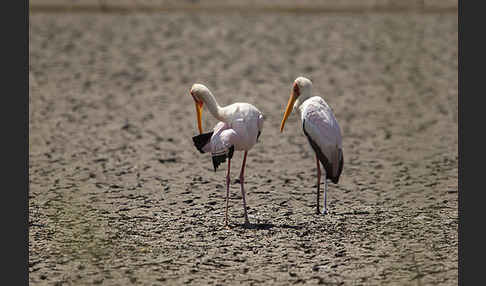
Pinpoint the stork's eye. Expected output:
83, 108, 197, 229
293, 84, 300, 97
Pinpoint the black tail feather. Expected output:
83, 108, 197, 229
212, 154, 227, 172
192, 132, 213, 153
332, 149, 343, 184
228, 145, 234, 160
212, 146, 234, 172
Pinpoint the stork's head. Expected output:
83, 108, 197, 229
190, 83, 210, 134
280, 76, 313, 132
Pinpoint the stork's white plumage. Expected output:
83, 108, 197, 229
190, 83, 264, 227
280, 77, 343, 215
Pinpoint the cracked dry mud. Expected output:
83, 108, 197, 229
29, 10, 458, 285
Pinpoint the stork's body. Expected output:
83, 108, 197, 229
280, 77, 343, 215
190, 84, 264, 227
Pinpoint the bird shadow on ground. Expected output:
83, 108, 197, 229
233, 222, 302, 230
334, 210, 371, 216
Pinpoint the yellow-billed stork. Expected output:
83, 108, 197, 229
190, 83, 264, 227
280, 77, 343, 215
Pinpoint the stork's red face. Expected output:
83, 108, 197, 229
280, 82, 300, 132
190, 91, 204, 134
292, 82, 300, 97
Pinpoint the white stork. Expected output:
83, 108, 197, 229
280, 77, 343, 215
190, 83, 264, 227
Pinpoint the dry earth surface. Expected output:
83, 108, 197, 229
29, 5, 458, 286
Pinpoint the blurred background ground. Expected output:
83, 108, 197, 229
30, 0, 457, 10
29, 1, 458, 285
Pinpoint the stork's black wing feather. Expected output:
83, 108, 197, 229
192, 131, 213, 153
303, 119, 343, 184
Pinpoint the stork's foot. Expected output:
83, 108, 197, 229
224, 219, 232, 229
322, 209, 328, 216
243, 219, 251, 228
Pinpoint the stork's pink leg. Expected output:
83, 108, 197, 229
239, 151, 250, 226
316, 154, 321, 214
225, 158, 231, 228
323, 173, 328, 215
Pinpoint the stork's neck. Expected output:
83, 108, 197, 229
201, 90, 225, 121
295, 91, 312, 114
